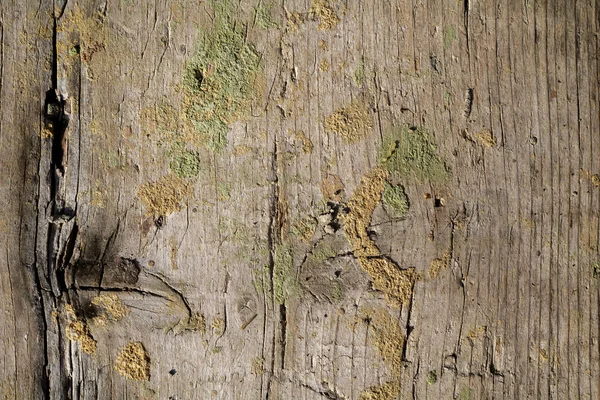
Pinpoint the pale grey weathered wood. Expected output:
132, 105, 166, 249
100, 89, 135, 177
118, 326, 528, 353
1, 0, 599, 399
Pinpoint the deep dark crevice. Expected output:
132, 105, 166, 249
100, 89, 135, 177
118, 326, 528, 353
32, 267, 51, 399
463, 88, 474, 119
464, 0, 470, 54
412, 360, 420, 400
402, 290, 416, 363
279, 303, 287, 370
76, 285, 172, 302
59, 223, 78, 277
265, 139, 278, 399
51, 16, 57, 89
36, 7, 73, 398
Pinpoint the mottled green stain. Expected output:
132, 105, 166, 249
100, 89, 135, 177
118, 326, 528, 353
254, 1, 278, 29
444, 25, 457, 48
380, 125, 450, 184
592, 260, 600, 279
354, 56, 366, 86
273, 243, 299, 304
182, 0, 262, 152
382, 183, 409, 218
426, 370, 437, 384
168, 144, 200, 178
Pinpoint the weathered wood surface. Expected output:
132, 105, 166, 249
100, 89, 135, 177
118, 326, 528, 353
1, 0, 599, 399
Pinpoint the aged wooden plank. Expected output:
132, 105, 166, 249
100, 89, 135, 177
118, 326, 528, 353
1, 0, 600, 399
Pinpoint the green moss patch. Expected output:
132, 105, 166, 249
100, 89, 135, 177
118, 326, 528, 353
382, 183, 409, 217
426, 370, 438, 384
168, 143, 200, 178
379, 126, 450, 184
443, 25, 457, 48
182, 0, 262, 151
254, 1, 278, 29
592, 261, 600, 279
273, 243, 299, 304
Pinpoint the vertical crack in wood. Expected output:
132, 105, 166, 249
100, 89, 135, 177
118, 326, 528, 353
265, 137, 279, 399
32, 4, 78, 398
265, 123, 289, 396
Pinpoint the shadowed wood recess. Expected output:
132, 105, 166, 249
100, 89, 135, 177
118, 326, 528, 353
1, 0, 599, 399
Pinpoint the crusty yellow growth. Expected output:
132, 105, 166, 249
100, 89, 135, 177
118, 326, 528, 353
186, 313, 206, 334
476, 129, 497, 147
285, 10, 305, 32
356, 308, 404, 399
324, 101, 374, 143
359, 381, 400, 400
320, 174, 344, 201
361, 308, 404, 372
319, 59, 331, 72
344, 167, 387, 257
309, 0, 340, 30
115, 342, 150, 381
428, 249, 451, 279
293, 131, 314, 154
92, 293, 129, 320
137, 174, 190, 216
342, 167, 415, 306
362, 257, 415, 308
66, 320, 97, 355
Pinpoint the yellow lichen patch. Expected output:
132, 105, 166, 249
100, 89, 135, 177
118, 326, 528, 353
325, 101, 374, 143
41, 125, 54, 139
309, 0, 340, 30
251, 357, 264, 375
343, 167, 387, 258
233, 145, 254, 156
51, 310, 60, 325
360, 308, 403, 373
362, 257, 416, 307
319, 59, 331, 72
342, 167, 416, 306
90, 184, 108, 208
476, 129, 497, 147
292, 131, 314, 154
212, 318, 225, 335
318, 39, 329, 50
186, 313, 206, 334
320, 174, 345, 201
56, 5, 131, 79
359, 381, 400, 400
428, 249, 451, 279
65, 320, 97, 355
92, 293, 129, 321
92, 313, 109, 327
467, 325, 487, 340
580, 169, 600, 187
137, 175, 190, 216
115, 342, 150, 381
139, 101, 179, 138
285, 10, 306, 32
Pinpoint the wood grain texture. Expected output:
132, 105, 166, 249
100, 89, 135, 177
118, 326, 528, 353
1, 0, 599, 399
